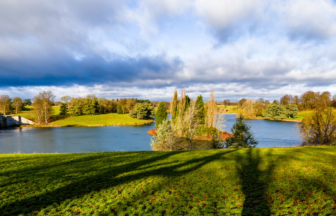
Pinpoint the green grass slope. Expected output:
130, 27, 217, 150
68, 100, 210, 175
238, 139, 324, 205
49, 113, 153, 126
0, 147, 335, 215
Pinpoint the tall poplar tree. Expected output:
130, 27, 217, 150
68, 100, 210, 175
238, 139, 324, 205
156, 102, 168, 128
170, 90, 178, 120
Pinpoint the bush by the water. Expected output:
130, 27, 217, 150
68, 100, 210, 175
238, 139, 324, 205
263, 104, 298, 120
129, 103, 154, 120
225, 114, 258, 148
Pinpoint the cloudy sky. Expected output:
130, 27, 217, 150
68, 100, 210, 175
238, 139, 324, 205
1, 0, 336, 101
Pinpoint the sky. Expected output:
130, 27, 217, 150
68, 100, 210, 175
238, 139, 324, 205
1, 0, 336, 101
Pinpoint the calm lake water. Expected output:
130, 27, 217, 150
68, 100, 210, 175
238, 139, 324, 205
0, 114, 303, 154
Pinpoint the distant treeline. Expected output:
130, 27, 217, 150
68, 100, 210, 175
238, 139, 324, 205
232, 91, 335, 111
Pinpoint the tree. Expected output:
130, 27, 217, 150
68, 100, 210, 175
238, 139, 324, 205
300, 102, 336, 145
170, 89, 178, 120
156, 102, 168, 128
183, 101, 200, 150
286, 104, 298, 118
241, 99, 256, 119
238, 98, 247, 109
195, 95, 205, 124
117, 105, 123, 114
151, 118, 177, 151
0, 95, 11, 116
206, 90, 218, 127
60, 103, 68, 115
129, 103, 154, 119
33, 91, 55, 124
280, 94, 291, 105
69, 98, 83, 116
61, 96, 71, 109
225, 115, 258, 148
273, 105, 287, 120
12, 97, 23, 114
22, 99, 32, 106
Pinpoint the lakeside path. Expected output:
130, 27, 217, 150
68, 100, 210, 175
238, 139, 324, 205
1, 146, 335, 215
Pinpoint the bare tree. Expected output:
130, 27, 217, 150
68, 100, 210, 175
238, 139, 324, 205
0, 95, 11, 116
12, 97, 22, 114
61, 96, 71, 109
206, 90, 218, 128
34, 91, 55, 124
184, 101, 200, 150
241, 99, 256, 119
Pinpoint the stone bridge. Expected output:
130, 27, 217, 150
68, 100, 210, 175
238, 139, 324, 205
0, 116, 35, 128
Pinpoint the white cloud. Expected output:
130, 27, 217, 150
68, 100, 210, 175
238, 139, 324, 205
194, 0, 261, 29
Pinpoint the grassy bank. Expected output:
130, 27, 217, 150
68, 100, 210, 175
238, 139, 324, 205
17, 106, 153, 127
47, 113, 154, 127
1, 147, 335, 215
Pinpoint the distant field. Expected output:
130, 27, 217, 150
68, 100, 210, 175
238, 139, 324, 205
16, 106, 60, 119
0, 147, 335, 215
217, 105, 238, 113
288, 110, 313, 121
49, 113, 153, 126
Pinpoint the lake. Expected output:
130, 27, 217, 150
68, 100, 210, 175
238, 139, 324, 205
0, 114, 303, 154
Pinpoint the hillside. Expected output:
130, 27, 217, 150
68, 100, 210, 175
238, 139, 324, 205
0, 147, 335, 215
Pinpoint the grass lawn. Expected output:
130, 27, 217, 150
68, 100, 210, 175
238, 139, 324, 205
289, 110, 314, 121
0, 147, 335, 215
218, 105, 238, 113
49, 113, 153, 126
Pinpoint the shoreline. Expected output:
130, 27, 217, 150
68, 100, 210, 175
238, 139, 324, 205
221, 113, 302, 122
20, 120, 155, 128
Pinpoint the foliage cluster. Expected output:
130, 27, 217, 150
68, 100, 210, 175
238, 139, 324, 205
155, 102, 168, 128
129, 103, 155, 120
300, 102, 336, 146
225, 115, 258, 148
1, 147, 336, 215
263, 104, 299, 120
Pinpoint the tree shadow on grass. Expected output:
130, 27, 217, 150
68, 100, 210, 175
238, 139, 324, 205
235, 148, 285, 216
0, 150, 236, 215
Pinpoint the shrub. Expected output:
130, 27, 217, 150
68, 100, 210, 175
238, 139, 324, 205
225, 114, 258, 148
300, 103, 336, 145
129, 103, 154, 120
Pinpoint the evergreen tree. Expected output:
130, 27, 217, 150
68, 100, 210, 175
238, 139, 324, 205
83, 97, 95, 115
286, 104, 299, 118
117, 105, 123, 114
273, 105, 287, 120
185, 95, 191, 111
156, 102, 168, 128
129, 103, 154, 119
225, 115, 258, 148
60, 103, 68, 115
171, 90, 178, 120
195, 95, 205, 124
69, 99, 83, 116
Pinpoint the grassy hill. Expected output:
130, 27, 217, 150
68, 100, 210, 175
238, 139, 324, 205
0, 147, 335, 215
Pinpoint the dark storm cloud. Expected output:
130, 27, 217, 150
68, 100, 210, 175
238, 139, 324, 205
0, 53, 183, 87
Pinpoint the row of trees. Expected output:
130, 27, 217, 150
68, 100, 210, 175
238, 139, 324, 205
0, 95, 31, 116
